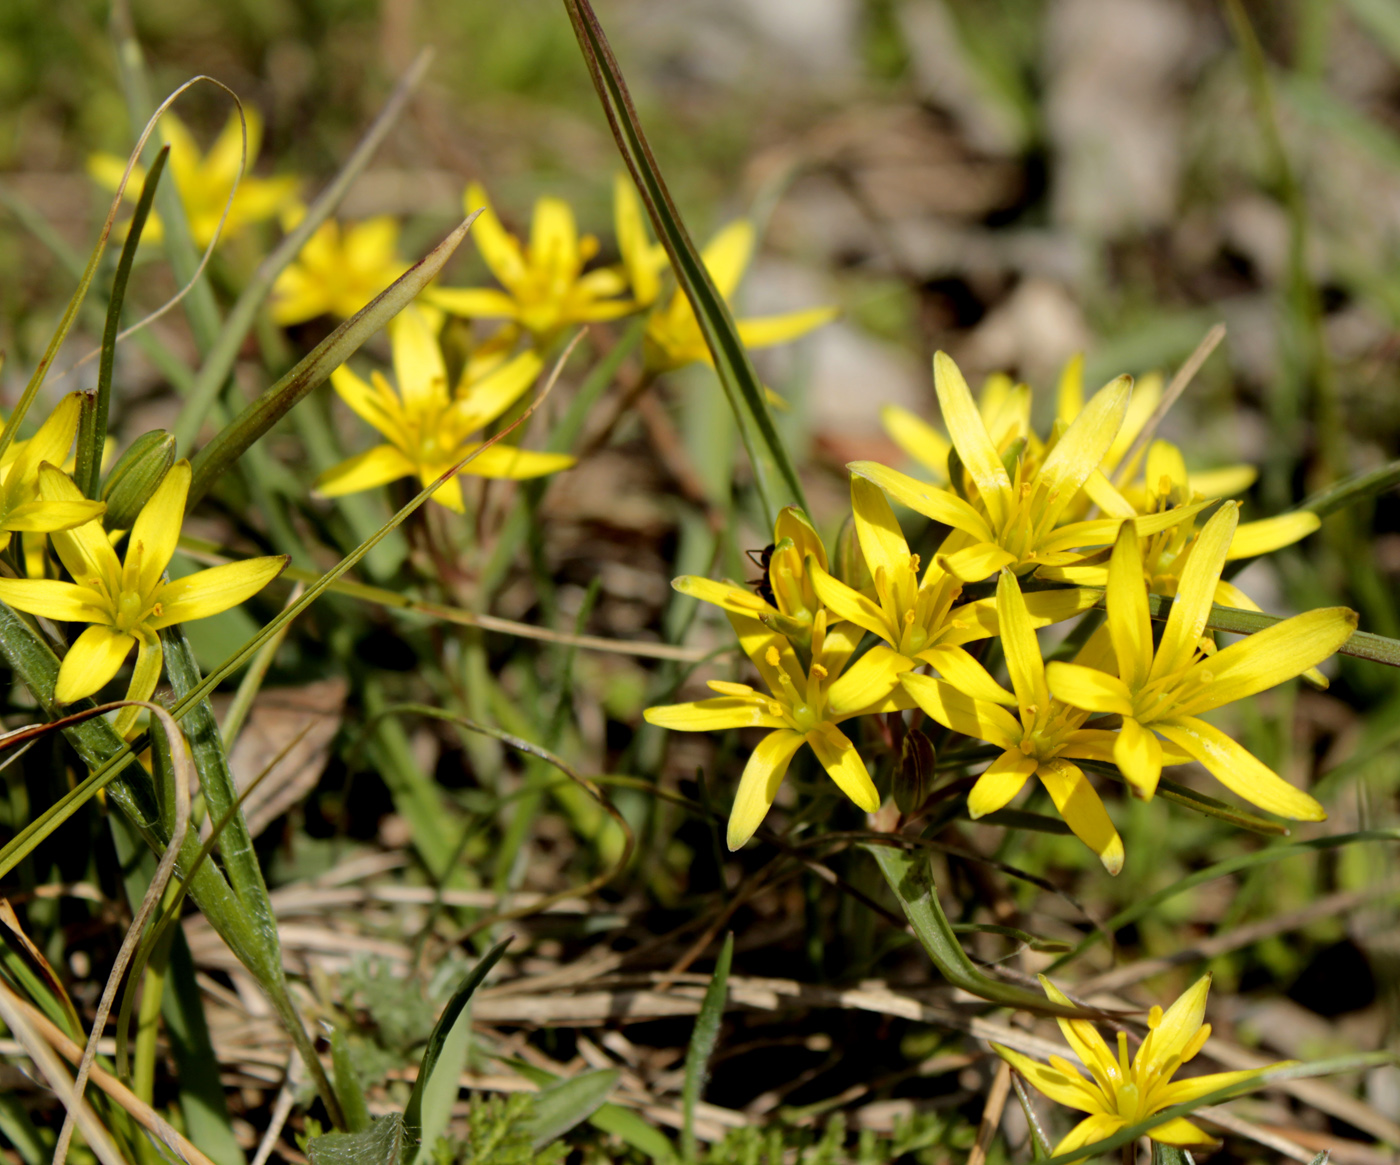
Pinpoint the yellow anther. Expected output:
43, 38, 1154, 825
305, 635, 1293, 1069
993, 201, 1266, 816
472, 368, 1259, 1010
810, 663, 828, 680
908, 553, 921, 573
765, 646, 781, 667
903, 610, 916, 627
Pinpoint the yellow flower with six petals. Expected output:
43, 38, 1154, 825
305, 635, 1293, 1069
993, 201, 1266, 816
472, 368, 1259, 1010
644, 608, 912, 850
314, 307, 571, 513
89, 109, 298, 247
994, 973, 1288, 1154
0, 395, 106, 555
270, 213, 409, 325
0, 462, 286, 735
1045, 504, 1356, 817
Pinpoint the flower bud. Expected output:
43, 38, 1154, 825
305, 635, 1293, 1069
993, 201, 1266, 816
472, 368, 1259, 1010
894, 727, 936, 816
834, 513, 872, 592
101, 430, 176, 530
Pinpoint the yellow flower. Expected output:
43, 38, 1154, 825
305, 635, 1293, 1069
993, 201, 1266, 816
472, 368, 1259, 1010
314, 306, 569, 513
636, 210, 838, 375
1045, 505, 1356, 816
644, 609, 913, 849
270, 213, 409, 325
852, 352, 1203, 583
427, 182, 634, 344
670, 506, 830, 651
88, 109, 298, 247
994, 974, 1288, 1154
612, 173, 668, 310
0, 395, 106, 555
880, 368, 1035, 484
899, 570, 1140, 873
0, 461, 286, 735
808, 475, 1099, 703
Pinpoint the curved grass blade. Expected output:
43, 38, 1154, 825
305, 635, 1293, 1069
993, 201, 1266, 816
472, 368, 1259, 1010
332, 1029, 372, 1135
402, 937, 512, 1145
1077, 759, 1289, 836
528, 1069, 620, 1151
173, 49, 433, 453
1047, 828, 1400, 972
1297, 457, 1400, 519
561, 0, 807, 524
867, 843, 1100, 1018
188, 214, 477, 505
510, 1061, 676, 1161
681, 931, 732, 1163
76, 144, 169, 498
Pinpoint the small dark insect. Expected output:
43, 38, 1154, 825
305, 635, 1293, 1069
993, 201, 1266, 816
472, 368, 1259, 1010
746, 543, 776, 606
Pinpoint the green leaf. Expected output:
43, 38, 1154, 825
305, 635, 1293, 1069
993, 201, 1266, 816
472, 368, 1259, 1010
528, 1069, 620, 1151
1150, 1140, 1192, 1165
77, 143, 168, 498
510, 1062, 675, 1161
561, 0, 807, 524
415, 982, 476, 1158
187, 214, 477, 507
1077, 760, 1289, 836
403, 938, 511, 1143
866, 844, 1097, 1017
977, 807, 1073, 835
1296, 457, 1400, 519
682, 932, 732, 1163
332, 1029, 372, 1135
308, 1115, 404, 1165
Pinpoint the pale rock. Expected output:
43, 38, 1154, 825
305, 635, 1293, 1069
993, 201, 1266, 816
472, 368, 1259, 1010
959, 277, 1090, 386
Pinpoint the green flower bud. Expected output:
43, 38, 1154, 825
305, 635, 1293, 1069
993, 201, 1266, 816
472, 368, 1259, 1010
101, 430, 176, 530
894, 727, 936, 816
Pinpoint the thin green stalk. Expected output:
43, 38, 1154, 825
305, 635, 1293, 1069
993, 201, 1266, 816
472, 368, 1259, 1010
560, 0, 807, 523
77, 146, 169, 498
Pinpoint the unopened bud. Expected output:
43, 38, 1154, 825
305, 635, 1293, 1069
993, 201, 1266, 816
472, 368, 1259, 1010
894, 728, 936, 816
101, 430, 176, 529
834, 514, 872, 592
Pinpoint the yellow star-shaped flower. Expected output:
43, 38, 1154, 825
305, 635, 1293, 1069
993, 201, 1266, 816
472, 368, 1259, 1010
270, 213, 409, 325
0, 395, 106, 556
0, 461, 286, 736
314, 307, 572, 513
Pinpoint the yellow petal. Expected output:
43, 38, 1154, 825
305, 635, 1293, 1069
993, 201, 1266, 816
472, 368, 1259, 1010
13, 394, 82, 481
643, 698, 787, 732
918, 644, 1015, 705
314, 444, 416, 498
672, 575, 774, 618
729, 612, 804, 693
806, 725, 879, 812
1145, 1118, 1219, 1148
55, 624, 135, 702
1139, 974, 1210, 1073
995, 570, 1050, 716
848, 460, 995, 544
937, 541, 1018, 583
426, 286, 522, 320
1083, 470, 1137, 519
1056, 353, 1084, 426
39, 466, 120, 585
947, 587, 1103, 646
463, 181, 527, 291
1145, 439, 1188, 494
1188, 464, 1257, 499
1035, 374, 1131, 530
1106, 520, 1154, 689
114, 631, 165, 737
967, 751, 1037, 817
1114, 717, 1163, 798
990, 1045, 1100, 1114
736, 306, 838, 349
0, 578, 110, 623
331, 365, 401, 440
880, 404, 950, 479
151, 557, 286, 627
1039, 978, 1122, 1093
773, 505, 830, 576
1044, 662, 1134, 715
899, 673, 1020, 750
1153, 1067, 1273, 1109
390, 305, 449, 415
848, 475, 911, 583
701, 220, 755, 300
205, 107, 261, 187
456, 349, 543, 428
457, 446, 576, 481
128, 460, 190, 596
528, 196, 581, 282
727, 728, 806, 849
1177, 605, 1357, 716
1150, 502, 1238, 683
614, 173, 662, 307
809, 559, 891, 643
1226, 510, 1320, 560
1037, 759, 1124, 875
933, 351, 1012, 528
1053, 1113, 1126, 1156
826, 645, 915, 717
4, 498, 106, 533
1156, 716, 1326, 821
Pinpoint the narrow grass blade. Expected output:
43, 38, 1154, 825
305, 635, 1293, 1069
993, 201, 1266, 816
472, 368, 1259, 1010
332, 1029, 372, 1134
402, 937, 511, 1143
528, 1070, 620, 1151
76, 144, 168, 498
867, 844, 1100, 1017
1297, 457, 1400, 519
561, 0, 807, 523
1036, 1053, 1394, 1165
173, 49, 433, 452
1047, 828, 1400, 971
949, 923, 1072, 955
0, 901, 82, 1038
1078, 760, 1290, 836
681, 932, 732, 1162
188, 214, 477, 500
510, 1062, 677, 1161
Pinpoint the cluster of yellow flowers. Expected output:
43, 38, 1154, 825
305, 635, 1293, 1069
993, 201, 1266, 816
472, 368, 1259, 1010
646, 350, 1358, 867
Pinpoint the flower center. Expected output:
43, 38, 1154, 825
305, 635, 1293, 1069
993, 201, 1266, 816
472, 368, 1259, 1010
115, 589, 147, 634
